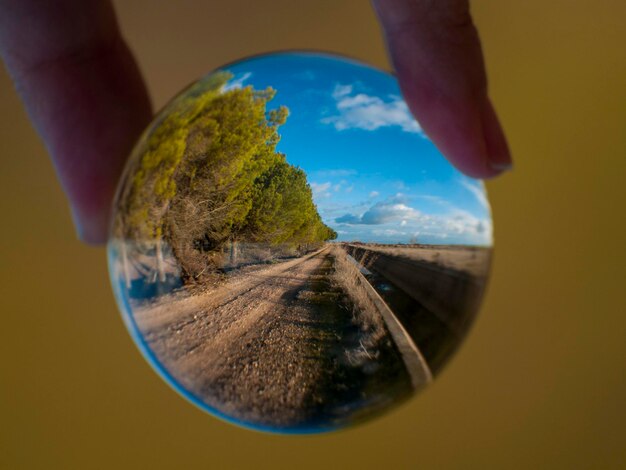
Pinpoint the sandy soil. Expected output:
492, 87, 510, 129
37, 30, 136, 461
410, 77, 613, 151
132, 248, 412, 430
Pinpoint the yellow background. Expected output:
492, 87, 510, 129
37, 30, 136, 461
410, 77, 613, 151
1, 1, 625, 468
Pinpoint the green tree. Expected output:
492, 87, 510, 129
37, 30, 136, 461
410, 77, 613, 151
113, 72, 336, 284
165, 85, 289, 277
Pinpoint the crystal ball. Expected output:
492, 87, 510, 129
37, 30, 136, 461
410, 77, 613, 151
108, 52, 493, 433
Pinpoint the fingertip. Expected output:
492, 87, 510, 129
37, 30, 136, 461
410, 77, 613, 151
372, 0, 512, 181
450, 152, 502, 180
0, 1, 151, 247
488, 161, 513, 173
70, 204, 109, 245
482, 98, 513, 175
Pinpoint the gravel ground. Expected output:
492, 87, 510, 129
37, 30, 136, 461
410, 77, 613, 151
132, 248, 413, 431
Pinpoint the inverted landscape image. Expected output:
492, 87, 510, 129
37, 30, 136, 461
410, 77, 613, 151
108, 53, 493, 432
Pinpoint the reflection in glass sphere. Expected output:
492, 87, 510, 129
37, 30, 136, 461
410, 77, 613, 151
108, 52, 493, 433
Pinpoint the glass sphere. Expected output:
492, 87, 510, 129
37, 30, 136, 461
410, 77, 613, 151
108, 52, 493, 433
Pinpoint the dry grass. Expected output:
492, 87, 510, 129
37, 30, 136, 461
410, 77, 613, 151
350, 243, 491, 277
328, 245, 386, 352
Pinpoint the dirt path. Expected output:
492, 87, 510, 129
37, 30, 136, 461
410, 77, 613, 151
132, 248, 412, 430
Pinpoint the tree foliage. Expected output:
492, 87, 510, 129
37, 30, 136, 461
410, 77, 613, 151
114, 72, 336, 280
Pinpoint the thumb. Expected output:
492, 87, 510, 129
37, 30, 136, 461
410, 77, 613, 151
372, 0, 512, 178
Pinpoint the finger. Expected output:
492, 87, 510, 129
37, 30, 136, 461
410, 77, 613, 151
0, 0, 152, 244
372, 0, 512, 179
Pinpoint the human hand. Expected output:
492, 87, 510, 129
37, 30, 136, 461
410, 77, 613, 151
372, 0, 512, 178
0, 0, 511, 245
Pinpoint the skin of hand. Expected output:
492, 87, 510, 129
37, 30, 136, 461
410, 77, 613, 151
0, 0, 511, 245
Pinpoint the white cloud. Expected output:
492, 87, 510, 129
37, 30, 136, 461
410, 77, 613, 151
322, 84, 423, 134
333, 195, 492, 245
441, 209, 491, 237
335, 196, 422, 225
223, 72, 252, 91
312, 168, 357, 178
335, 213, 362, 224
362, 203, 422, 225
332, 84, 353, 99
369, 191, 380, 198
460, 179, 490, 210
373, 229, 407, 237
416, 195, 447, 204
310, 181, 332, 199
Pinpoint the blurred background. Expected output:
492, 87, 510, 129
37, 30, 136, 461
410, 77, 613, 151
1, 1, 625, 468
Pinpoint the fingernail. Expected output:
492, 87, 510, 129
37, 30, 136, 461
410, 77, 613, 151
69, 204, 107, 245
489, 160, 513, 172
481, 99, 513, 175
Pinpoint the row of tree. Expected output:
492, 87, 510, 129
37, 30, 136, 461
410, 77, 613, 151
114, 71, 336, 283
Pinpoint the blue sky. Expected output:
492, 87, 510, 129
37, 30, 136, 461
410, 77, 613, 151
220, 52, 492, 246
